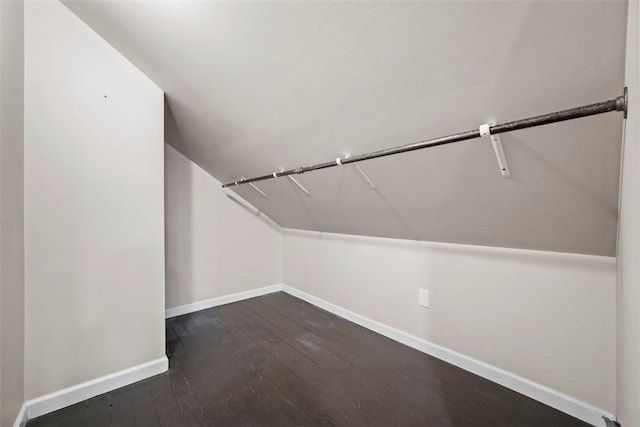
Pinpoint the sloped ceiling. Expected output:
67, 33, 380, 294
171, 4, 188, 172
63, 0, 627, 256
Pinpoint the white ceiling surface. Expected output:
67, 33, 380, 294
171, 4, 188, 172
64, 1, 627, 256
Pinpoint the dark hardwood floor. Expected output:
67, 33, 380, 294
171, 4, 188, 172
27, 292, 589, 426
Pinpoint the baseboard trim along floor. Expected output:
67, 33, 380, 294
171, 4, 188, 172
165, 284, 616, 427
31, 284, 611, 426
165, 284, 283, 318
25, 356, 168, 420
12, 403, 27, 427
279, 285, 613, 427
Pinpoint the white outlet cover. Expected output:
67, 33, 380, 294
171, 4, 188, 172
419, 289, 430, 308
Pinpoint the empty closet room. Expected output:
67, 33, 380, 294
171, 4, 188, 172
1, 0, 639, 426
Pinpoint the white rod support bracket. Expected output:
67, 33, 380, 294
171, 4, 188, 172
286, 174, 311, 195
336, 153, 350, 166
490, 134, 511, 178
353, 163, 376, 190
480, 123, 511, 178
222, 188, 260, 215
241, 177, 267, 198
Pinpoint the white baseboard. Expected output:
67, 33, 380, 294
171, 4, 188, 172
12, 403, 27, 427
165, 284, 283, 318
26, 285, 611, 426
26, 356, 168, 420
281, 285, 613, 427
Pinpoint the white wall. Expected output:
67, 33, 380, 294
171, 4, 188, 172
13, 1, 625, 423
24, 0, 165, 399
165, 144, 282, 310
284, 229, 616, 414
616, 1, 640, 425
0, 0, 25, 425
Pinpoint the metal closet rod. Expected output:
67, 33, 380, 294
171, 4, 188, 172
222, 88, 628, 188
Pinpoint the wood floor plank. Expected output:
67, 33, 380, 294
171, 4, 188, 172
27, 292, 588, 426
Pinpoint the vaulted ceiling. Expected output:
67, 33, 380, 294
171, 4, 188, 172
64, 0, 627, 256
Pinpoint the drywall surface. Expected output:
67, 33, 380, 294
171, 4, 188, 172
165, 144, 282, 310
616, 1, 640, 425
0, 0, 25, 425
283, 229, 616, 413
24, 0, 165, 399
63, 1, 626, 256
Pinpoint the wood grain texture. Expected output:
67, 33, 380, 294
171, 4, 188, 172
27, 292, 588, 426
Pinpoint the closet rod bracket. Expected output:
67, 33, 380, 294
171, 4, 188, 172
222, 88, 628, 189
480, 123, 511, 178
618, 86, 628, 119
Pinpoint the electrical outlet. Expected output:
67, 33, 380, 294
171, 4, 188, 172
419, 289, 430, 308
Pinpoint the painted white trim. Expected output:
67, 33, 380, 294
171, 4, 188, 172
281, 228, 616, 263
166, 144, 282, 231
12, 403, 27, 427
165, 284, 284, 318
26, 356, 168, 419
281, 285, 613, 427
29, 284, 609, 425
